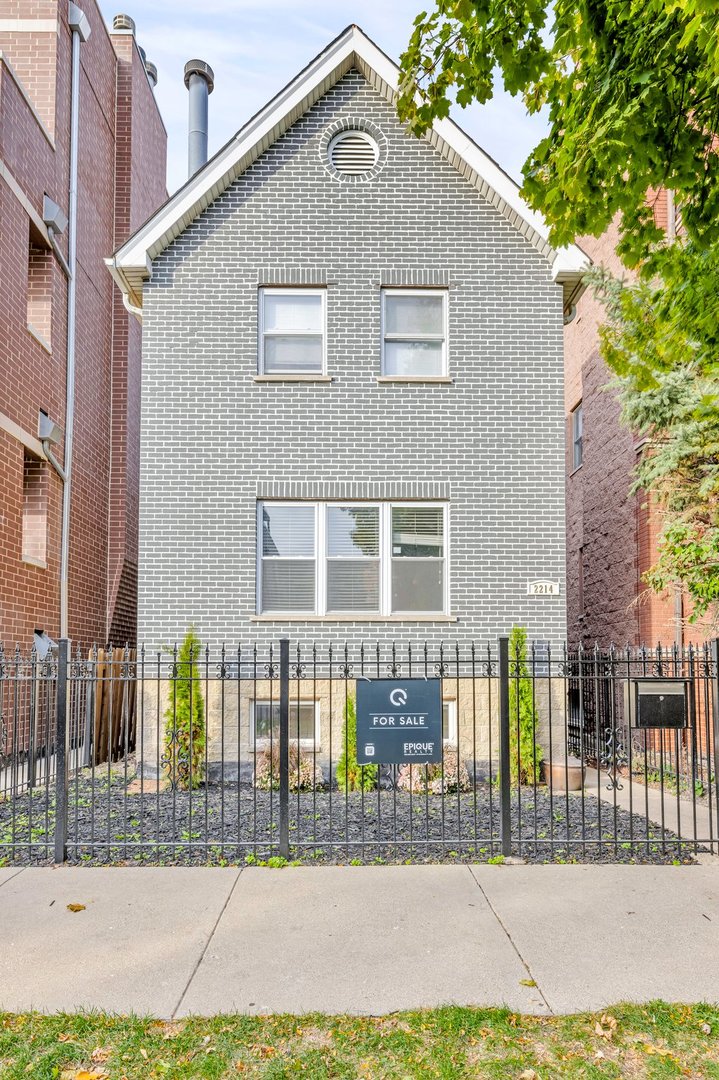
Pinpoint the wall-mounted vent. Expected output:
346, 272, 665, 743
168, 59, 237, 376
329, 131, 379, 175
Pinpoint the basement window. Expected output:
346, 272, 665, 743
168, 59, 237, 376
27, 223, 53, 351
22, 451, 47, 567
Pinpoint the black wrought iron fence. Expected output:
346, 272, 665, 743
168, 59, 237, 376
1, 637, 717, 865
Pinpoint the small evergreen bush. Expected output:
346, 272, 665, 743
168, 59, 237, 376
336, 695, 378, 792
508, 625, 543, 785
164, 628, 205, 790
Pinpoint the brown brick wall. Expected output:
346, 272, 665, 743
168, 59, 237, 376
0, 2, 166, 650
565, 217, 680, 647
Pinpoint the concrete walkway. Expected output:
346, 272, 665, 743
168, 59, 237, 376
0, 864, 717, 1017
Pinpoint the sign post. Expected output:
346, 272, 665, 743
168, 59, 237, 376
356, 679, 442, 765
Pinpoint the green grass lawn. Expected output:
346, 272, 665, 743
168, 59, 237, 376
1, 1003, 717, 1078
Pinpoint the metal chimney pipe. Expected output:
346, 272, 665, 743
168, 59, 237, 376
184, 59, 215, 177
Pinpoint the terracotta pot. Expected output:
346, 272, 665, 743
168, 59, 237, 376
545, 758, 584, 791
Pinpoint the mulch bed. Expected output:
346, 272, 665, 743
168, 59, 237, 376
0, 772, 703, 865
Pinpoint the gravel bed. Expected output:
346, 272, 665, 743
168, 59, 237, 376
0, 773, 704, 865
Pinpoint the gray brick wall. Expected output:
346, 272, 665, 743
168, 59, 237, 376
139, 70, 567, 650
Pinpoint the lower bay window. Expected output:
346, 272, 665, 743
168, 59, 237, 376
258, 501, 448, 616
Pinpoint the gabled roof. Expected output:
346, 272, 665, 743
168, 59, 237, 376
106, 24, 589, 315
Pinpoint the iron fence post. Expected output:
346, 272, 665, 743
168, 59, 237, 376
499, 636, 512, 857
279, 638, 290, 859
711, 639, 719, 851
54, 638, 70, 864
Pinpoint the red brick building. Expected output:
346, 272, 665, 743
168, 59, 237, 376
564, 194, 684, 647
0, 3, 167, 649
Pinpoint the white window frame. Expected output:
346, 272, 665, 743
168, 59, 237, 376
442, 700, 457, 746
257, 501, 318, 616
251, 699, 320, 750
257, 501, 449, 617
258, 287, 327, 375
571, 402, 583, 470
380, 288, 448, 377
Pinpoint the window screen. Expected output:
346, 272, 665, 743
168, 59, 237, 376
383, 291, 446, 376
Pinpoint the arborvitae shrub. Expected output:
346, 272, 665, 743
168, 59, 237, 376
508, 625, 543, 785
336, 695, 378, 792
164, 628, 205, 790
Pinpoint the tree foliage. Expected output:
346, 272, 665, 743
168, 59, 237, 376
399, 1, 719, 617
398, 0, 719, 265
589, 252, 719, 618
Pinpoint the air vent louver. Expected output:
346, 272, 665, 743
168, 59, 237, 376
329, 131, 379, 175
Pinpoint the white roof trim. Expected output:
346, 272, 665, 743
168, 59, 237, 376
108, 24, 589, 313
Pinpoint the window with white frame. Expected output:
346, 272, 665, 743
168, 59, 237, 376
257, 502, 448, 616
259, 288, 325, 374
381, 289, 447, 376
251, 700, 319, 748
442, 700, 457, 745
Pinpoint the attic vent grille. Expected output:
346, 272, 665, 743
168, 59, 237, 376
329, 131, 379, 174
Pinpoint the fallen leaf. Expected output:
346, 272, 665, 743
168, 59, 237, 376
66, 904, 86, 913
139, 1048, 148, 1059
519, 978, 537, 987
642, 1044, 674, 1058
57, 1033, 74, 1043
91, 1049, 110, 1063
701, 1023, 712, 1034
519, 1071, 537, 1079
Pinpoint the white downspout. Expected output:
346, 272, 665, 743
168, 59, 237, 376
60, 3, 90, 638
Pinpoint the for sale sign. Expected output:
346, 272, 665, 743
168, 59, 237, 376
355, 679, 442, 765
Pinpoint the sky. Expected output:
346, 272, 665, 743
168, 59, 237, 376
99, 0, 549, 195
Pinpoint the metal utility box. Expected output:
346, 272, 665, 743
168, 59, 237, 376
625, 678, 689, 729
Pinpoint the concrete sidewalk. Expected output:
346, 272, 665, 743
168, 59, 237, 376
0, 864, 717, 1017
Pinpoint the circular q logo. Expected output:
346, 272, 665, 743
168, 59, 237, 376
390, 688, 408, 707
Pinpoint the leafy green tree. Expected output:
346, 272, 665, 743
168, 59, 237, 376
399, 1, 719, 615
508, 626, 542, 786
399, 0, 719, 265
336, 695, 378, 792
164, 629, 205, 790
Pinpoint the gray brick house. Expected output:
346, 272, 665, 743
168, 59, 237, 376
108, 25, 588, 658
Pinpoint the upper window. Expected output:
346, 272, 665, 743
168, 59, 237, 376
382, 289, 447, 377
259, 288, 325, 374
258, 502, 448, 616
571, 403, 583, 470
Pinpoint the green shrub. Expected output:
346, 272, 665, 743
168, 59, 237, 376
164, 628, 205, 790
508, 626, 543, 785
336, 695, 377, 792
396, 748, 471, 794
253, 742, 323, 791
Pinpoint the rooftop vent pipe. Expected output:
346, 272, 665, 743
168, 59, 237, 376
184, 59, 214, 177
112, 13, 135, 32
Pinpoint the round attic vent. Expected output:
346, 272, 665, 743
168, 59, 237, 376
328, 130, 379, 175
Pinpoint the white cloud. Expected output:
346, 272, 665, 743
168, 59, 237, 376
99, 1, 547, 193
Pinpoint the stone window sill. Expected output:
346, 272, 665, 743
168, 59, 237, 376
254, 374, 333, 383
251, 614, 458, 623
27, 324, 52, 354
22, 555, 47, 570
376, 376, 453, 384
